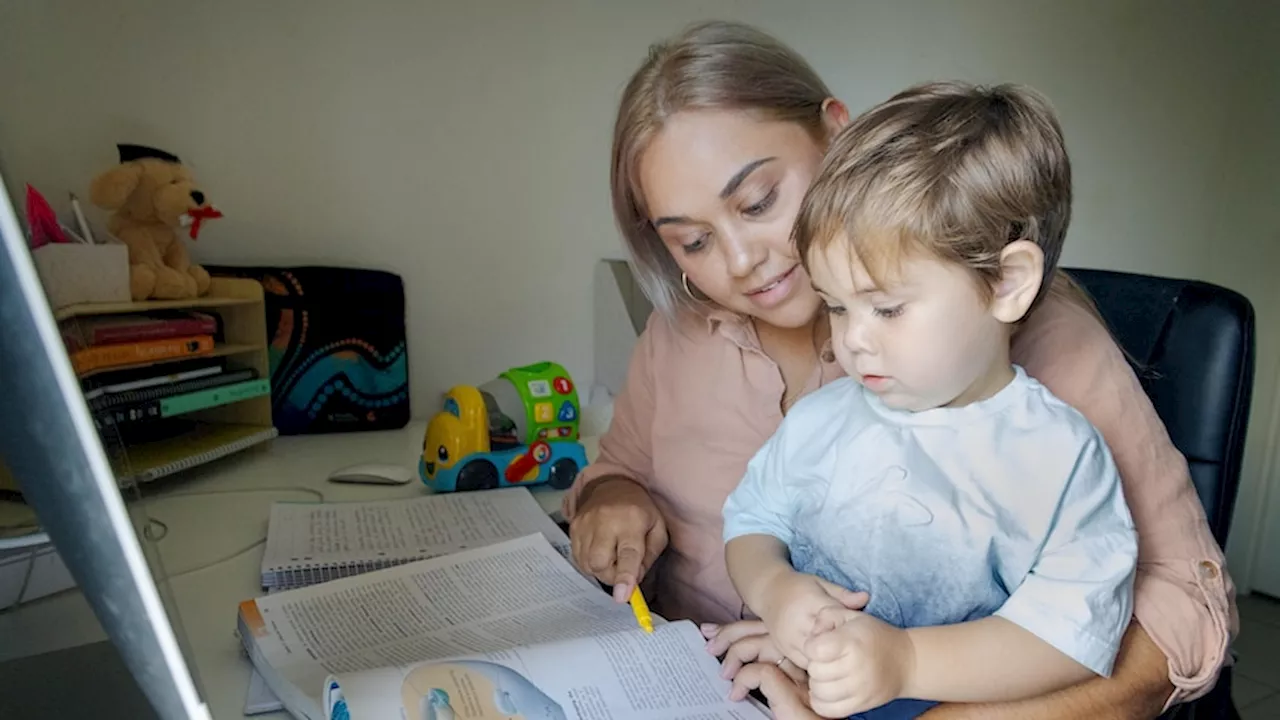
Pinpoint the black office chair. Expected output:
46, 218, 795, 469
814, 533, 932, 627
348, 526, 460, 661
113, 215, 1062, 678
1067, 268, 1255, 720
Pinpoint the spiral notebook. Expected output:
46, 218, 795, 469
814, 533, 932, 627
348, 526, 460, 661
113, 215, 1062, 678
258, 486, 570, 591
89, 367, 256, 412
118, 423, 279, 486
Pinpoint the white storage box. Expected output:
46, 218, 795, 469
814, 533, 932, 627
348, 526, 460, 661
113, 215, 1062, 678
31, 242, 131, 310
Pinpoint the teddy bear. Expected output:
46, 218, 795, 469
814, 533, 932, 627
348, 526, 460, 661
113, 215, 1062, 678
89, 144, 222, 300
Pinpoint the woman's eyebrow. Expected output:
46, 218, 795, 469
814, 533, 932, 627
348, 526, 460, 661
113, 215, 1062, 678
652, 215, 692, 229
651, 157, 778, 228
720, 157, 777, 199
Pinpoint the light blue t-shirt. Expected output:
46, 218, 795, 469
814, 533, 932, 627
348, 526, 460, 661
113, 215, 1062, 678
722, 365, 1138, 677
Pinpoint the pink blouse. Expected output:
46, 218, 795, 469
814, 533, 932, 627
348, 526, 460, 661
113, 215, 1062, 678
562, 293, 1237, 707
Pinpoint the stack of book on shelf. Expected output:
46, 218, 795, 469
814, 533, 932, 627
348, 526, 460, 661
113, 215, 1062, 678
238, 486, 768, 720
66, 309, 267, 433
61, 309, 219, 375
53, 277, 278, 486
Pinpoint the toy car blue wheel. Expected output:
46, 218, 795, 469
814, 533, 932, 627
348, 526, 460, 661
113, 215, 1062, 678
457, 459, 499, 492
547, 458, 579, 490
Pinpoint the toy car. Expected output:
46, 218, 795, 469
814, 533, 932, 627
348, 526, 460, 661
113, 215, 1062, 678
419, 361, 589, 493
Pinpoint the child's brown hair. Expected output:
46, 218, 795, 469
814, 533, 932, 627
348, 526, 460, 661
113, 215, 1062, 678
794, 80, 1073, 312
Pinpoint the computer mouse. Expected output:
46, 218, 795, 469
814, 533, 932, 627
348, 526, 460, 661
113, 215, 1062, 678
327, 463, 414, 485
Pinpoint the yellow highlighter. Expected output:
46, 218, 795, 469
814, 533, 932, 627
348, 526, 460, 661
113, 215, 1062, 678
629, 586, 654, 633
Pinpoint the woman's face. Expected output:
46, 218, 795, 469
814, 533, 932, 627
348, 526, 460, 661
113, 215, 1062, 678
637, 105, 847, 329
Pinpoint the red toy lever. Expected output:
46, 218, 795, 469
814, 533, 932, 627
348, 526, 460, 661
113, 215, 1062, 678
504, 441, 551, 483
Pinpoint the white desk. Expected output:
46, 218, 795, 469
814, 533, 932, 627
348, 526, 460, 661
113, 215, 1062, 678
0, 420, 578, 720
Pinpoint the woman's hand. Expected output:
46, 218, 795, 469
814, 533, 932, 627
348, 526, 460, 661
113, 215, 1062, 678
568, 476, 668, 601
703, 618, 772, 660
703, 620, 803, 682
728, 662, 822, 720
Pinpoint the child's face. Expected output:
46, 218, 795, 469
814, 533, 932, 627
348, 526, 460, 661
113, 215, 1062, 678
808, 237, 1014, 411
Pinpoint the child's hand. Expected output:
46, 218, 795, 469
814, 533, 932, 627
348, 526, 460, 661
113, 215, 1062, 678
803, 606, 915, 717
758, 571, 866, 668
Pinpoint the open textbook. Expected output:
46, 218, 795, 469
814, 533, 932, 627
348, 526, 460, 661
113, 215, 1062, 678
259, 486, 571, 591
238, 533, 771, 720
247, 487, 575, 714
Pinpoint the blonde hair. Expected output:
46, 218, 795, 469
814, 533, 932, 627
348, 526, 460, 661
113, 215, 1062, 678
795, 80, 1078, 314
611, 20, 833, 318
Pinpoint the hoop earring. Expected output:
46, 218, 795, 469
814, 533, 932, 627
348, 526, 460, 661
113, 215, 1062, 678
682, 272, 710, 303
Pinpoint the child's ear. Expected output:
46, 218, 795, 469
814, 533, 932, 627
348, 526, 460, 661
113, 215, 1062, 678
990, 240, 1045, 324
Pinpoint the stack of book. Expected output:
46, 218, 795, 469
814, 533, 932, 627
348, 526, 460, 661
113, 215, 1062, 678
51, 278, 278, 486
61, 311, 269, 444
62, 309, 218, 374
237, 487, 768, 720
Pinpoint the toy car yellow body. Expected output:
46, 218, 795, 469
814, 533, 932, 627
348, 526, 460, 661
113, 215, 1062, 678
420, 362, 588, 493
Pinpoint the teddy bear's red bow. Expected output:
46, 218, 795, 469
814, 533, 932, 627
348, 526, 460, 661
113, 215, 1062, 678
187, 206, 223, 240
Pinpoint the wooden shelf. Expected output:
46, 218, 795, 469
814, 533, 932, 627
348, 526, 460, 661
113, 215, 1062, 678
55, 276, 278, 487
54, 277, 261, 321
75, 343, 265, 380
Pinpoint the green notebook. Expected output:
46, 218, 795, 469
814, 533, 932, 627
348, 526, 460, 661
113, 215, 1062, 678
160, 378, 270, 416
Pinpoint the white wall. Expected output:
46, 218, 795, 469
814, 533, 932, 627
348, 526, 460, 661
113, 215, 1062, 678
1205, 0, 1280, 595
0, 2, 1274, 576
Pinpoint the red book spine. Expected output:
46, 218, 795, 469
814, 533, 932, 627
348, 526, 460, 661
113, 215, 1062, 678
92, 317, 217, 345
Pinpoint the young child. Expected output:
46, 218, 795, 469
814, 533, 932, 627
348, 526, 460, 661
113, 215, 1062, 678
721, 81, 1139, 720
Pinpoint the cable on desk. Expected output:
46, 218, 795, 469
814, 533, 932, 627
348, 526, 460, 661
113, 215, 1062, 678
1, 487, 331, 611
164, 537, 268, 580
0, 549, 38, 613
142, 486, 327, 580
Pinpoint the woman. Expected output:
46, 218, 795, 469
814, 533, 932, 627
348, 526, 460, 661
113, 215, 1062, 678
563, 20, 1235, 719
